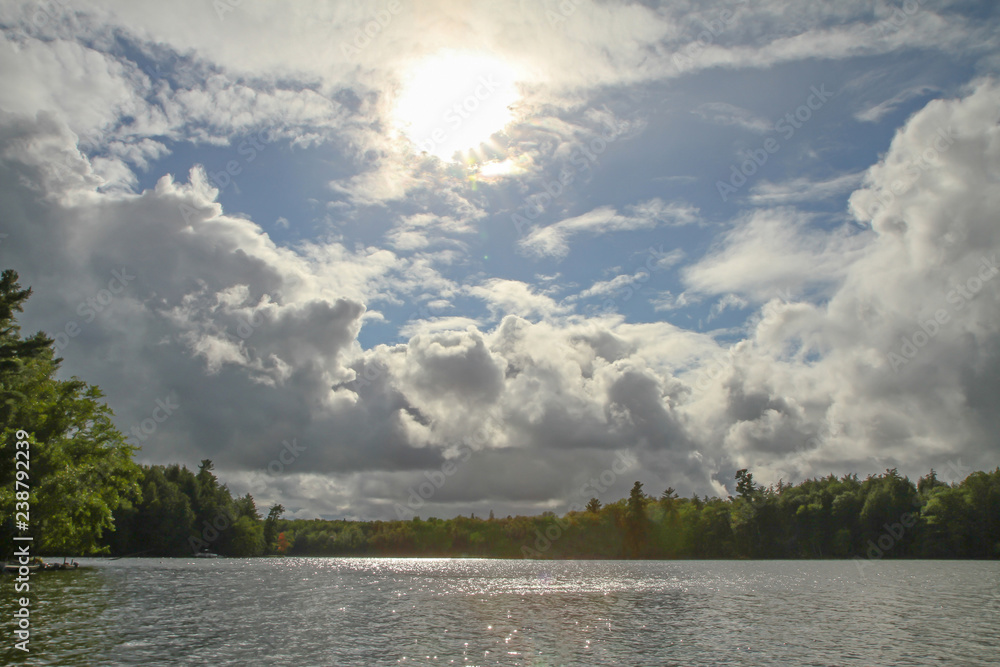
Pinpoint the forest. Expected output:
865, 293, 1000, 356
1, 268, 999, 561
101, 461, 1000, 560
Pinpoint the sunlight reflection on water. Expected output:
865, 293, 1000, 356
2, 558, 997, 665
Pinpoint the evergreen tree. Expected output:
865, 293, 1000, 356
264, 503, 285, 552
0, 269, 140, 555
625, 481, 648, 557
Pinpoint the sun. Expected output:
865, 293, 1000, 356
393, 50, 520, 162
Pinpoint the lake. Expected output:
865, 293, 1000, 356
3, 558, 998, 665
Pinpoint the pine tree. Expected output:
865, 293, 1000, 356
0, 269, 141, 555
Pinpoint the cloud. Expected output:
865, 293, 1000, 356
384, 213, 474, 252
577, 249, 684, 300
748, 171, 865, 205
686, 79, 1000, 487
10, 71, 1000, 510
465, 279, 570, 321
2, 1, 999, 521
519, 200, 698, 259
682, 208, 866, 302
651, 291, 697, 313
855, 85, 939, 123
692, 102, 771, 133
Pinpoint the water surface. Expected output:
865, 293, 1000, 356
3, 558, 998, 665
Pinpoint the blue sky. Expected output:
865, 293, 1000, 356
2, 0, 999, 519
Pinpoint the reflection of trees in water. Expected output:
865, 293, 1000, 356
0, 564, 127, 662
94, 563, 142, 639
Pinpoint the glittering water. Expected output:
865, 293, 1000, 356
2, 558, 998, 665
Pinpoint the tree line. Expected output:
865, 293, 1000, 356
252, 468, 1000, 560
1, 268, 998, 560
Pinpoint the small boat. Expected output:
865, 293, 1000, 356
3, 563, 40, 574
3, 558, 81, 574
42, 560, 79, 571
194, 551, 219, 558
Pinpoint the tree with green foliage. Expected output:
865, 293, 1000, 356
625, 481, 648, 557
917, 469, 947, 496
735, 469, 758, 500
107, 461, 270, 557
585, 497, 602, 513
130, 466, 195, 556
227, 515, 266, 556
263, 503, 285, 553
240, 464, 1000, 560
0, 269, 140, 555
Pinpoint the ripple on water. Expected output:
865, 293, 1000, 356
1, 559, 997, 666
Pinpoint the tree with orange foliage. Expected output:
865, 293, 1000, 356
276, 531, 293, 555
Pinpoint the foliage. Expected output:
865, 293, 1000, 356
243, 467, 1000, 561
108, 461, 267, 557
4, 269, 998, 561
0, 270, 140, 555
91, 462, 1000, 560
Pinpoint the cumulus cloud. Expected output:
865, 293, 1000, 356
2, 1, 999, 520
685, 79, 1000, 488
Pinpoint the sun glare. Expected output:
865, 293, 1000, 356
393, 51, 520, 162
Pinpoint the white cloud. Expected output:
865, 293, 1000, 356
519, 200, 698, 259
577, 249, 684, 300
692, 102, 771, 133
748, 171, 865, 205
651, 290, 698, 313
683, 208, 866, 302
855, 84, 938, 123
2, 1, 999, 520
466, 279, 570, 321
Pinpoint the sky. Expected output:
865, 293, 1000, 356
1, 0, 999, 521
